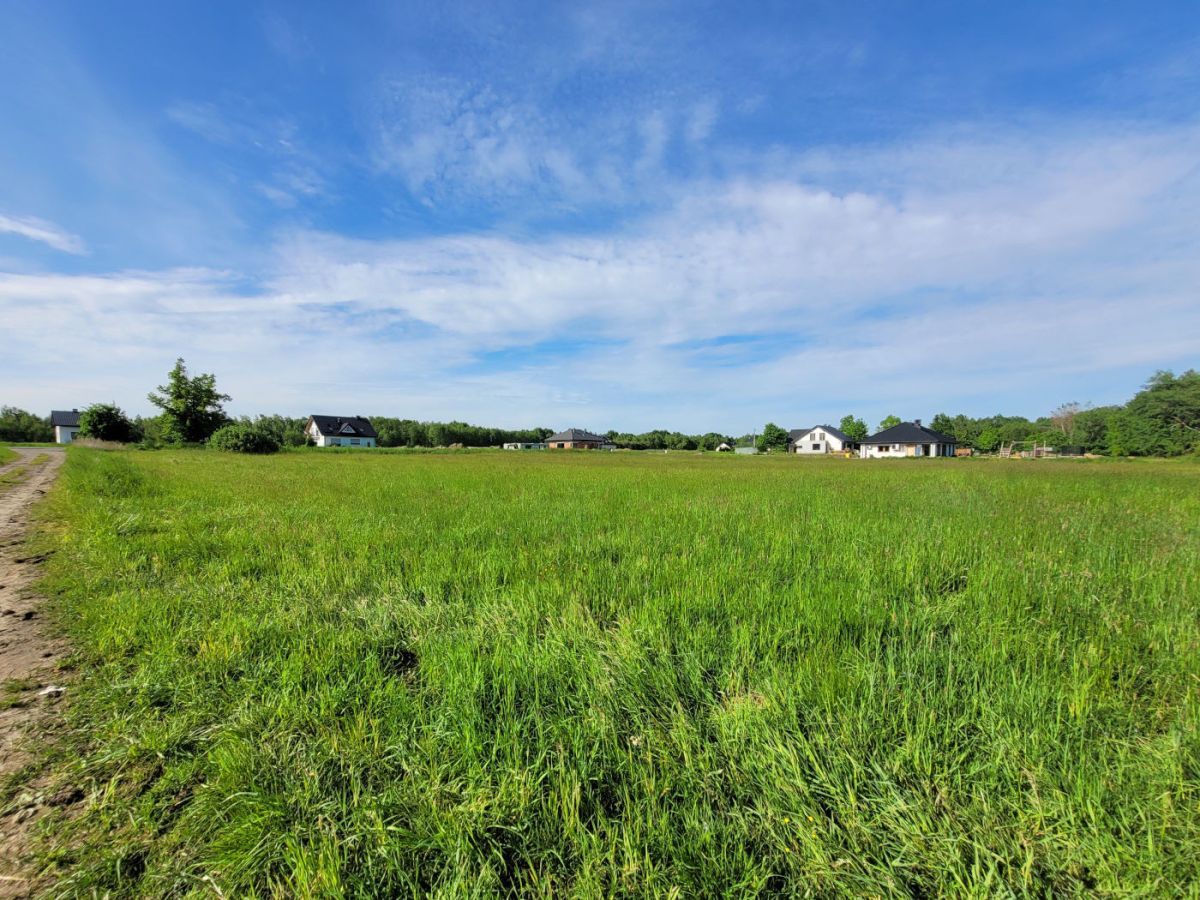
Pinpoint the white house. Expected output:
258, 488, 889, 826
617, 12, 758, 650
51, 409, 81, 443
788, 425, 857, 455
859, 421, 956, 459
305, 415, 378, 448
502, 441, 546, 450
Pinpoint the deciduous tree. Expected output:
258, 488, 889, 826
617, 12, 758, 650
147, 358, 231, 444
756, 422, 790, 452
839, 415, 868, 441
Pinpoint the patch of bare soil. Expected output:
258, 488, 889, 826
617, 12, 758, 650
0, 448, 68, 899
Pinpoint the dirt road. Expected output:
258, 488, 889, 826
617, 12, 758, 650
0, 447, 67, 898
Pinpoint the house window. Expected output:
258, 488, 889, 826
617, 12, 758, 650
812, 442, 821, 451
351, 438, 360, 445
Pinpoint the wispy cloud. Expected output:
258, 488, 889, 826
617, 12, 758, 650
0, 212, 86, 254
165, 99, 328, 209
3, 122, 1198, 428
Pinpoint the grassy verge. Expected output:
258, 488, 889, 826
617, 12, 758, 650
0, 444, 18, 465
31, 449, 1200, 895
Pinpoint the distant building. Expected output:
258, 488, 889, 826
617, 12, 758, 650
546, 428, 613, 450
305, 415, 378, 448
502, 442, 546, 450
860, 420, 956, 458
716, 442, 734, 452
788, 425, 858, 455
51, 409, 81, 444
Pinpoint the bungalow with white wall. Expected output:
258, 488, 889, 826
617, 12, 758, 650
305, 415, 378, 447
788, 425, 857, 455
51, 409, 81, 443
860, 420, 956, 458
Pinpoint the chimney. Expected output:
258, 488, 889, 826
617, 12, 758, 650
914, 418, 921, 426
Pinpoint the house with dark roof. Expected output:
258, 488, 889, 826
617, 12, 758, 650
546, 428, 613, 450
860, 420, 956, 458
50, 409, 82, 444
788, 425, 857, 455
305, 415, 378, 448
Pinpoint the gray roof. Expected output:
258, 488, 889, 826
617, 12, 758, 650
789, 425, 853, 443
307, 415, 378, 438
862, 421, 955, 444
547, 428, 608, 443
50, 409, 80, 427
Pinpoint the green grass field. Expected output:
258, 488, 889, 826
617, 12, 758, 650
26, 450, 1200, 895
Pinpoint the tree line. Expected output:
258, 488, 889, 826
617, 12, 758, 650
749, 370, 1199, 456
3, 364, 1197, 456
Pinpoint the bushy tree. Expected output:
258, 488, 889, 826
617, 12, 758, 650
757, 422, 790, 453
930, 413, 955, 436
78, 403, 139, 442
208, 423, 281, 454
1074, 406, 1118, 454
1113, 370, 1200, 456
247, 415, 307, 447
839, 415, 868, 441
975, 427, 1000, 453
0, 407, 52, 442
877, 414, 901, 432
697, 432, 732, 451
147, 359, 231, 444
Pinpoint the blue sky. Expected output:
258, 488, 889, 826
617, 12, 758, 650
2, 1, 1198, 432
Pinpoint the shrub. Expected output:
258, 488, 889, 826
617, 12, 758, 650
79, 403, 139, 443
208, 423, 281, 454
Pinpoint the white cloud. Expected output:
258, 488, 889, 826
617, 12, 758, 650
0, 212, 86, 254
2, 123, 1198, 429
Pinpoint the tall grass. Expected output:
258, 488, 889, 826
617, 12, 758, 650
32, 450, 1200, 895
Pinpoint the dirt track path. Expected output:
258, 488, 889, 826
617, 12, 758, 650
0, 448, 67, 899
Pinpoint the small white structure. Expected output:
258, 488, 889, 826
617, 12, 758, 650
502, 442, 546, 450
51, 409, 81, 443
860, 421, 956, 459
305, 415, 377, 448
716, 442, 734, 452
788, 425, 856, 455
734, 446, 758, 455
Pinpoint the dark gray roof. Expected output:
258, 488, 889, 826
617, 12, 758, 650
862, 421, 955, 444
307, 415, 378, 438
790, 425, 852, 443
547, 428, 608, 443
50, 409, 80, 427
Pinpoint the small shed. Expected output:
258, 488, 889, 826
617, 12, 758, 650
51, 409, 81, 444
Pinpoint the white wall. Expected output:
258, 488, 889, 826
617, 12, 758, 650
792, 428, 847, 454
54, 425, 79, 444
861, 442, 952, 458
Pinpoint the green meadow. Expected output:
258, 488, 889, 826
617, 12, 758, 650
26, 449, 1200, 895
